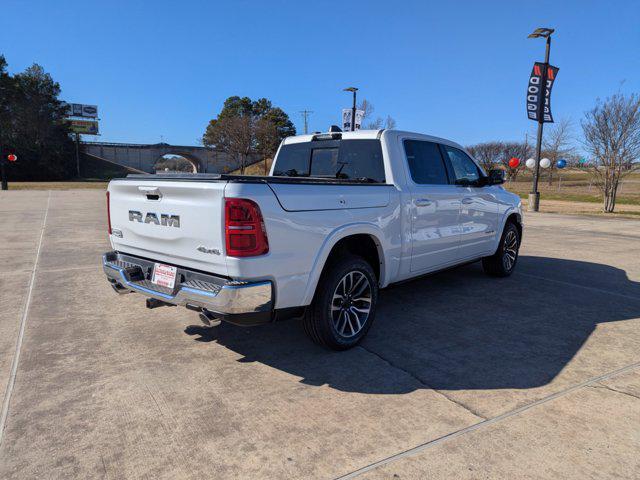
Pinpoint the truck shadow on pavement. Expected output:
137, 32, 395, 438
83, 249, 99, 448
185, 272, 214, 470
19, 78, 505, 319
184, 255, 640, 394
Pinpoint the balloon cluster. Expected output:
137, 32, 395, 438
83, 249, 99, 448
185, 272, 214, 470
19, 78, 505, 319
499, 157, 568, 170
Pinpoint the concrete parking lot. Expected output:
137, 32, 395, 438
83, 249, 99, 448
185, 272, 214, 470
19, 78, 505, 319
0, 189, 639, 479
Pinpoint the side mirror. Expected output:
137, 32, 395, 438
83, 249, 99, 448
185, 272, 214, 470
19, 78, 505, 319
487, 169, 505, 185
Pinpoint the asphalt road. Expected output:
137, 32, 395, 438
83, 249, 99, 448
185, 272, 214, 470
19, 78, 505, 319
0, 190, 639, 479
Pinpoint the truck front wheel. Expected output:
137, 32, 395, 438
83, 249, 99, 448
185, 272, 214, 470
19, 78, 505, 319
303, 255, 378, 350
482, 221, 521, 277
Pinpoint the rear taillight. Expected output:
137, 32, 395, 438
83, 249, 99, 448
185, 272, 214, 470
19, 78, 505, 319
224, 198, 269, 257
106, 191, 112, 235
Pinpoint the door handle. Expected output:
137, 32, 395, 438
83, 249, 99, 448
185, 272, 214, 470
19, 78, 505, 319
138, 186, 162, 200
415, 198, 433, 207
462, 197, 474, 205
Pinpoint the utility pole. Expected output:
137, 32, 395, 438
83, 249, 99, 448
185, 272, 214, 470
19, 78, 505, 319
527, 28, 554, 212
299, 110, 313, 134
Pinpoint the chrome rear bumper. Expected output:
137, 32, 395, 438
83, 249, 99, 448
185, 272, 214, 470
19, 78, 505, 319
102, 251, 273, 325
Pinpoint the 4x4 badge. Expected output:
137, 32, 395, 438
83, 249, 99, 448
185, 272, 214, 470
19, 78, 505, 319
197, 246, 221, 255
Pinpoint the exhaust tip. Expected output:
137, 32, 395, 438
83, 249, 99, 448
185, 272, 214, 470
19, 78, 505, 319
199, 310, 221, 327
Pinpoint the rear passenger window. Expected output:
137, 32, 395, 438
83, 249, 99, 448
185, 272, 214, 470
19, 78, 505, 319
404, 140, 449, 185
337, 139, 386, 182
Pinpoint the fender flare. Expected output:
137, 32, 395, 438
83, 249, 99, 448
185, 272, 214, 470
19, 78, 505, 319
301, 223, 388, 306
491, 207, 523, 252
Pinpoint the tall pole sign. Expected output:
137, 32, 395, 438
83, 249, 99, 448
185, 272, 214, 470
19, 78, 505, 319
62, 102, 100, 177
342, 87, 359, 131
526, 27, 558, 212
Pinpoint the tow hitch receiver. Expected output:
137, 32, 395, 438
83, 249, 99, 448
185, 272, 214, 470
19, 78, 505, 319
146, 298, 175, 309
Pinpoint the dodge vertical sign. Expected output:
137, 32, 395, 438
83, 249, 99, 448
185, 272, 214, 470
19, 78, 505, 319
526, 62, 559, 122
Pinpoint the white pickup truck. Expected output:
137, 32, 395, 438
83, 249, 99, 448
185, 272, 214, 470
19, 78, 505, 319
103, 129, 522, 350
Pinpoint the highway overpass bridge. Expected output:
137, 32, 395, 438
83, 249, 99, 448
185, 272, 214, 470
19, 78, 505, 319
82, 142, 260, 174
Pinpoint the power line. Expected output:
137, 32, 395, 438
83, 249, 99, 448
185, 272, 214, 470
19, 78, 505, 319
299, 110, 313, 134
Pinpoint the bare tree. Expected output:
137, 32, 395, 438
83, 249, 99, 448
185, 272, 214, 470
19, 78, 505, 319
500, 141, 531, 180
357, 99, 397, 130
365, 117, 383, 130
255, 117, 279, 175
466, 142, 503, 171
467, 141, 532, 180
209, 116, 253, 174
385, 115, 397, 129
357, 99, 374, 121
582, 93, 640, 212
543, 118, 574, 185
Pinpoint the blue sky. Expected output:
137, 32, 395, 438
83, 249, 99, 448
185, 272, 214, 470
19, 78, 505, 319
1, 0, 638, 146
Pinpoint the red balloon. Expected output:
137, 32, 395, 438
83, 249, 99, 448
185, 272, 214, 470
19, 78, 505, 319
7, 154, 17, 162
508, 157, 520, 168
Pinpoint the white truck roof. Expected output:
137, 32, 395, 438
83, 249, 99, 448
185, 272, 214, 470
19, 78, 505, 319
282, 129, 466, 151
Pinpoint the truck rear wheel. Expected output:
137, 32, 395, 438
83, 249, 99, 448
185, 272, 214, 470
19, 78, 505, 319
303, 255, 378, 350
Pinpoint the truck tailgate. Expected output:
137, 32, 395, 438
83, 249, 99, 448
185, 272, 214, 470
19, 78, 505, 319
108, 180, 228, 275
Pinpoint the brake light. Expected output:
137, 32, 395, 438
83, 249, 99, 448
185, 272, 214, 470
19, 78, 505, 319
224, 198, 269, 257
106, 191, 112, 235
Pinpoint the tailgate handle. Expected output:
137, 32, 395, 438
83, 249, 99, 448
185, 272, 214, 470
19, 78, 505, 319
138, 186, 162, 200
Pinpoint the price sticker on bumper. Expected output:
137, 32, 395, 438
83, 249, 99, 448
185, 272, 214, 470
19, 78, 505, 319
152, 263, 177, 289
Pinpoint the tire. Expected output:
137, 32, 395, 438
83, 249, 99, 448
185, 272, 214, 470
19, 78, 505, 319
482, 222, 520, 277
303, 254, 378, 350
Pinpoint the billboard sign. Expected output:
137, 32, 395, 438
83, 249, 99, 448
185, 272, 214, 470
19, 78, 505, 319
63, 103, 99, 118
68, 119, 99, 135
526, 62, 559, 123
342, 109, 365, 131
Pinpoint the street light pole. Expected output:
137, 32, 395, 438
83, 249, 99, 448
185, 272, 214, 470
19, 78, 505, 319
343, 87, 358, 131
528, 28, 554, 212
0, 158, 6, 191
351, 90, 357, 132
75, 132, 81, 178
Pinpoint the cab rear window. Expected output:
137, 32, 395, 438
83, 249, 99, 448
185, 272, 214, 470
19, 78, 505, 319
273, 139, 386, 183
